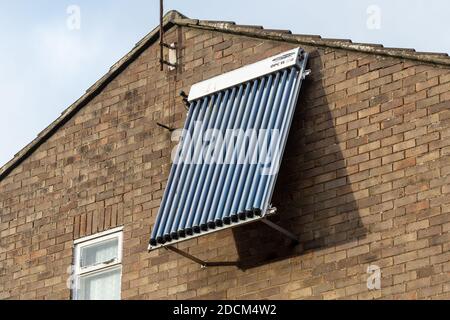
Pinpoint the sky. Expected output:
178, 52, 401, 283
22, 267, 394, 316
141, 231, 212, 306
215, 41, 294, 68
0, 0, 449, 167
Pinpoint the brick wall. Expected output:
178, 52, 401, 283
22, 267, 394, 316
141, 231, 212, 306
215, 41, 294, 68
1, 24, 450, 300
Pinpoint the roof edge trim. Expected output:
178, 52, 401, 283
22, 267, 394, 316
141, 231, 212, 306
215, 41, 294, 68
173, 19, 450, 67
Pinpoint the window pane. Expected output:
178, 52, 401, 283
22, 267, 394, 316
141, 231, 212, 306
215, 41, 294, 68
80, 238, 118, 268
78, 267, 121, 300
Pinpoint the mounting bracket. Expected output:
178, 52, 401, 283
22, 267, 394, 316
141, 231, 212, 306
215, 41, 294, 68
163, 246, 240, 269
159, 0, 177, 71
156, 122, 176, 132
302, 69, 312, 80
162, 42, 178, 49
161, 220, 299, 268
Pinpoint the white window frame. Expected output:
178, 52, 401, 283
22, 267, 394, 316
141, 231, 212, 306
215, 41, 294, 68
73, 227, 123, 300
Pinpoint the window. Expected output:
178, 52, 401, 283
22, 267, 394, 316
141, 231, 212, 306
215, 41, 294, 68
73, 227, 123, 300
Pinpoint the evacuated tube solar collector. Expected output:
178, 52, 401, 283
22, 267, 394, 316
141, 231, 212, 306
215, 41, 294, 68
149, 48, 309, 251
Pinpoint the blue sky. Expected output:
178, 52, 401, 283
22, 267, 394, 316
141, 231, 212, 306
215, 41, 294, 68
1, 0, 449, 167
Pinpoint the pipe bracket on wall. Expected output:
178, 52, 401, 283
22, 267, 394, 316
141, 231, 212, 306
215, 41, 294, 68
160, 43, 178, 71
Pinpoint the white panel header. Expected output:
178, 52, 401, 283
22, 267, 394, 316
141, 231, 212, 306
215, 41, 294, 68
188, 47, 304, 101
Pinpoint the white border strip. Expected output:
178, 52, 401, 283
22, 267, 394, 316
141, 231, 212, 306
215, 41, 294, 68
188, 48, 303, 101
74, 226, 124, 245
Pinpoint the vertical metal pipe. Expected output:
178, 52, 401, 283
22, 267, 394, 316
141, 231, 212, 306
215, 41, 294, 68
160, 0, 164, 71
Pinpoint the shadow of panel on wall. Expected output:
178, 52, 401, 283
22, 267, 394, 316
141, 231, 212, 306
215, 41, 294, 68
233, 51, 367, 270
